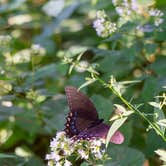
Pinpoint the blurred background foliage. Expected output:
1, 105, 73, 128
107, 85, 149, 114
0, 0, 165, 165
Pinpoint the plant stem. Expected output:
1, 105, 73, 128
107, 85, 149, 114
94, 75, 166, 142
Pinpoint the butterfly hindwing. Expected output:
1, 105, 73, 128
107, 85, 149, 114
74, 123, 124, 144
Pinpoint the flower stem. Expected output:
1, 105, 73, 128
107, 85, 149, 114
94, 74, 166, 142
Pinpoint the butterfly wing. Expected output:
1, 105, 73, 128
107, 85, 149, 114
65, 86, 98, 120
64, 86, 124, 144
64, 86, 99, 137
74, 123, 124, 144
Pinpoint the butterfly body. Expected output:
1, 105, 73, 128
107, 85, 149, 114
64, 86, 124, 144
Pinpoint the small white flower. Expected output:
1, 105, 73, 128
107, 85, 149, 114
45, 154, 52, 160
47, 160, 54, 166
31, 44, 46, 56
136, 24, 154, 32
31, 44, 41, 50
0, 35, 11, 45
131, 0, 139, 11
64, 159, 72, 166
75, 60, 89, 73
93, 19, 105, 36
149, 9, 163, 17
63, 148, 73, 155
96, 10, 107, 19
92, 140, 102, 147
112, 0, 118, 6
56, 131, 66, 139
50, 138, 58, 148
122, 0, 129, 8
155, 18, 164, 26
94, 151, 103, 159
55, 162, 62, 166
109, 22, 117, 33
78, 149, 89, 159
45, 152, 60, 161
115, 7, 124, 15
52, 152, 61, 161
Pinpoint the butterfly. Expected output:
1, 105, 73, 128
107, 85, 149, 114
64, 86, 124, 144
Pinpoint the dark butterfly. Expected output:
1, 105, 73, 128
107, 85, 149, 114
64, 86, 124, 144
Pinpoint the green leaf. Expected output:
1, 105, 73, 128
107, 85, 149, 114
26, 64, 58, 84
145, 130, 166, 157
0, 153, 17, 158
106, 146, 145, 166
141, 77, 157, 101
42, 95, 67, 132
106, 117, 127, 147
81, 162, 89, 166
91, 95, 113, 122
144, 43, 157, 55
120, 120, 133, 145
150, 57, 166, 76
0, 76, 11, 80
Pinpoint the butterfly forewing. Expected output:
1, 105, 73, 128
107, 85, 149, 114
65, 86, 98, 120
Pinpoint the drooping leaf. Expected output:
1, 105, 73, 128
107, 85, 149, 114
106, 117, 127, 147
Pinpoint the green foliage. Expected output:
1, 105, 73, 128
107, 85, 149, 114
107, 146, 145, 166
0, 0, 165, 165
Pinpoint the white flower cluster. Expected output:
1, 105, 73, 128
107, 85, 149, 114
46, 131, 73, 166
148, 8, 164, 26
112, 0, 140, 19
76, 139, 105, 161
93, 10, 117, 37
5, 44, 46, 64
136, 24, 154, 33
0, 35, 11, 46
90, 139, 105, 159
46, 131, 106, 166
112, 0, 164, 30
31, 44, 46, 56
